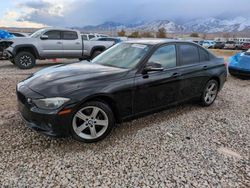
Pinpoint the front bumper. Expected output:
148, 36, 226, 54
229, 67, 250, 77
17, 86, 74, 137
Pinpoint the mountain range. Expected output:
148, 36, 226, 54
80, 17, 250, 34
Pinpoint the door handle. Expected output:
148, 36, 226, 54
172, 72, 181, 78
203, 65, 208, 70
57, 42, 62, 44
76, 42, 80, 45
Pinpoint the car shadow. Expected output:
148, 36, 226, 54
10, 101, 200, 154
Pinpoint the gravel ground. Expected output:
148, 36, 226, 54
0, 59, 249, 187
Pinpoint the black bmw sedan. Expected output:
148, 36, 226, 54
17, 40, 227, 143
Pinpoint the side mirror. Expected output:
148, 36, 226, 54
143, 62, 164, 73
40, 35, 49, 40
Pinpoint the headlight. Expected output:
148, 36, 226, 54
32, 97, 70, 110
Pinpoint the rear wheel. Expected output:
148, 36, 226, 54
200, 80, 219, 106
91, 50, 102, 59
14, 51, 36, 69
71, 101, 115, 143
10, 59, 15, 64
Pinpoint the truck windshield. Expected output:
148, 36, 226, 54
30, 29, 46, 38
92, 43, 150, 69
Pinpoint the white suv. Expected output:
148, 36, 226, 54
202, 40, 215, 49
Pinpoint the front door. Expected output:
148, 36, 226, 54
40, 30, 63, 58
134, 44, 181, 114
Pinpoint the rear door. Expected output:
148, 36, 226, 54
134, 44, 181, 114
40, 30, 63, 58
62, 31, 82, 58
176, 43, 211, 100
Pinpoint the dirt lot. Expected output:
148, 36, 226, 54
0, 53, 249, 187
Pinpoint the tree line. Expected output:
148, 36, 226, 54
118, 28, 167, 38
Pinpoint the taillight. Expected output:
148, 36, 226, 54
224, 62, 228, 67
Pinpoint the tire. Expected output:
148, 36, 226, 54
91, 50, 102, 59
71, 101, 115, 143
200, 79, 219, 106
14, 51, 36, 69
10, 59, 15, 64
79, 57, 87, 61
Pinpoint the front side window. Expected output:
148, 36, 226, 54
92, 43, 150, 69
179, 44, 199, 65
44, 30, 61, 40
63, 31, 78, 40
148, 45, 176, 69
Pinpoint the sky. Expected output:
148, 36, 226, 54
0, 0, 249, 28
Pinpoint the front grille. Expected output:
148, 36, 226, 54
17, 91, 26, 104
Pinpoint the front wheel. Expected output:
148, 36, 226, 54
14, 51, 36, 69
200, 80, 219, 106
71, 101, 115, 143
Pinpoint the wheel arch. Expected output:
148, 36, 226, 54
78, 94, 122, 123
209, 76, 221, 89
90, 46, 106, 57
14, 45, 39, 59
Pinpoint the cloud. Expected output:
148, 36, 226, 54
1, 0, 250, 27
0, 10, 46, 28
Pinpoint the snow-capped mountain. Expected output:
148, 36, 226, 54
131, 20, 184, 33
81, 17, 250, 34
184, 17, 250, 33
82, 20, 184, 33
83, 21, 126, 31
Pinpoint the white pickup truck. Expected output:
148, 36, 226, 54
0, 28, 115, 69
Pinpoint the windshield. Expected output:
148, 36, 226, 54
30, 29, 46, 38
92, 43, 150, 69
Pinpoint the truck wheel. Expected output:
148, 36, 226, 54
10, 59, 15, 64
15, 51, 36, 69
91, 50, 102, 59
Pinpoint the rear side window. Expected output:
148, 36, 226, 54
199, 47, 209, 62
148, 45, 176, 69
44, 30, 61, 39
179, 44, 199, 65
63, 31, 78, 40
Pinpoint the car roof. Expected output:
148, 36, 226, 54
42, 27, 79, 32
124, 39, 197, 45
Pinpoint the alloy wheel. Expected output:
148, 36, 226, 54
20, 55, 32, 67
204, 82, 218, 104
72, 106, 109, 140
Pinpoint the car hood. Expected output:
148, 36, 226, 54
22, 61, 129, 97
